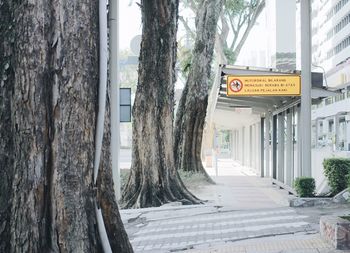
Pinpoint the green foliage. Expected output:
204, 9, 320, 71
223, 47, 236, 65
225, 0, 246, 16
120, 49, 138, 93
293, 177, 315, 197
323, 158, 350, 194
340, 216, 350, 221
178, 45, 193, 78
120, 169, 131, 192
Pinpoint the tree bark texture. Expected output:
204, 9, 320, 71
97, 82, 133, 252
174, 0, 223, 180
122, 0, 200, 208
0, 1, 132, 252
0, 1, 15, 251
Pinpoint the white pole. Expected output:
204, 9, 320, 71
95, 0, 112, 252
110, 0, 121, 199
300, 0, 312, 177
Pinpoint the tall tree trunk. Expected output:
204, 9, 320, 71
174, 0, 223, 180
97, 82, 133, 252
122, 0, 200, 208
0, 1, 132, 252
0, 1, 14, 252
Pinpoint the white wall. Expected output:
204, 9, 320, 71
312, 147, 350, 193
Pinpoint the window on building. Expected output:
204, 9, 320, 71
335, 93, 346, 102
328, 35, 350, 58
329, 119, 334, 133
317, 121, 326, 147
338, 117, 347, 150
325, 97, 334, 105
325, 3, 350, 43
328, 119, 335, 147
312, 123, 316, 148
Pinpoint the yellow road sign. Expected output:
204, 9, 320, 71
226, 75, 301, 96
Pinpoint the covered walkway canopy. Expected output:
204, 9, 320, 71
217, 65, 337, 113
209, 65, 340, 192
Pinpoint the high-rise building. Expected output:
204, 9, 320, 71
264, 0, 350, 191
307, 0, 350, 191
312, 0, 350, 72
267, 0, 297, 70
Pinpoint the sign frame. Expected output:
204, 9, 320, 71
226, 74, 301, 97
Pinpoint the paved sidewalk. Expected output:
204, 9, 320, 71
186, 234, 340, 253
123, 206, 316, 252
120, 159, 350, 253
191, 159, 290, 210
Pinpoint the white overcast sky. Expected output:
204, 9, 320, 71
119, 1, 142, 50
119, 1, 267, 67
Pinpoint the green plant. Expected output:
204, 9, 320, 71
340, 216, 350, 222
294, 177, 315, 197
120, 169, 131, 192
323, 158, 350, 195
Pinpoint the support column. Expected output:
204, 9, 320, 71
272, 114, 278, 180
256, 122, 260, 173
249, 125, 253, 167
231, 130, 235, 159
277, 112, 285, 182
346, 113, 350, 151
286, 109, 293, 186
241, 127, 245, 165
237, 128, 241, 163
261, 118, 265, 177
335, 115, 340, 150
315, 118, 319, 149
296, 105, 302, 178
236, 129, 242, 161
300, 0, 312, 177
252, 124, 256, 169
236, 129, 242, 162
213, 128, 219, 175
255, 122, 260, 174
265, 113, 271, 177
234, 130, 238, 160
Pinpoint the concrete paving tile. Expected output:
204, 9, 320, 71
282, 250, 319, 253
121, 159, 350, 253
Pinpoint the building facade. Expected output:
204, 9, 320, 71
309, 0, 350, 190
209, 0, 350, 194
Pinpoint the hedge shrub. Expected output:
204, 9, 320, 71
323, 158, 350, 195
294, 177, 315, 197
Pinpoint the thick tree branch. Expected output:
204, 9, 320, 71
187, 0, 198, 11
230, 10, 246, 50
179, 15, 195, 39
220, 15, 230, 47
215, 32, 228, 64
232, 0, 265, 59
